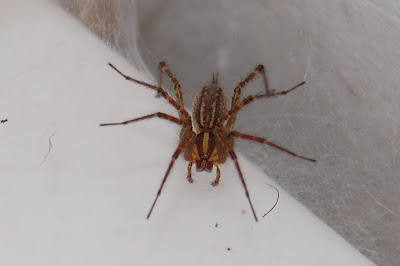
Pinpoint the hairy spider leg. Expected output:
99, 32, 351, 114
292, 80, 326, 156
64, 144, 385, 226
230, 131, 316, 162
221, 80, 315, 162
215, 131, 259, 222
187, 161, 194, 183
211, 164, 221, 186
107, 63, 191, 121
220, 81, 306, 125
147, 131, 195, 219
226, 64, 271, 131
100, 112, 183, 126
158, 61, 184, 108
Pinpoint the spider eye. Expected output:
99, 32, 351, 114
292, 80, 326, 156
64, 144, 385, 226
201, 154, 209, 161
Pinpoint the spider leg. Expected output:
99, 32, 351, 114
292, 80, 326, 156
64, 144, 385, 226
187, 161, 194, 183
220, 81, 306, 125
226, 64, 270, 131
211, 164, 221, 186
229, 150, 258, 222
108, 63, 191, 121
158, 61, 184, 107
147, 130, 195, 219
100, 112, 183, 127
216, 133, 258, 222
230, 130, 316, 162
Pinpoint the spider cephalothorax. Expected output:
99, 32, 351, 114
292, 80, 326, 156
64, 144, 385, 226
101, 62, 316, 222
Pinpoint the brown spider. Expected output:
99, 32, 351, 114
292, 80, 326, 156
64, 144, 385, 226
100, 62, 316, 222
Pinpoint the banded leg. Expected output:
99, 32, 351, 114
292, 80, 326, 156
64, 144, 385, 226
159, 61, 184, 107
220, 81, 306, 125
216, 133, 258, 222
187, 161, 194, 183
108, 63, 191, 121
228, 149, 258, 222
211, 164, 221, 186
100, 112, 183, 127
230, 130, 316, 162
226, 65, 271, 131
147, 130, 195, 219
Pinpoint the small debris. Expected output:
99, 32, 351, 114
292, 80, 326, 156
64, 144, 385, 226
227, 248, 231, 251
241, 209, 246, 215
1, 119, 8, 123
215, 223, 218, 228
42, 121, 56, 164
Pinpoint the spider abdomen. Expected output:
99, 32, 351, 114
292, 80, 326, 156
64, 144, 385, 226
192, 84, 228, 132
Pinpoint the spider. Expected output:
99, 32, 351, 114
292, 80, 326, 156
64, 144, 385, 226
100, 62, 316, 222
